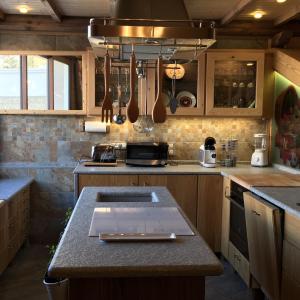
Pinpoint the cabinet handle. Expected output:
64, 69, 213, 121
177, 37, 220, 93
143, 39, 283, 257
143, 182, 148, 186
130, 182, 136, 186
225, 186, 230, 197
251, 210, 261, 216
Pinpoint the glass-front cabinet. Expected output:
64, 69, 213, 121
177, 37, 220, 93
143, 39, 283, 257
87, 50, 140, 116
205, 51, 265, 116
149, 52, 205, 116
87, 50, 205, 116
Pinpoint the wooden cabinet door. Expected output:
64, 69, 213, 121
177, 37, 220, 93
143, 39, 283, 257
206, 51, 265, 117
244, 192, 282, 300
138, 175, 197, 226
221, 177, 231, 258
78, 174, 139, 196
197, 175, 223, 252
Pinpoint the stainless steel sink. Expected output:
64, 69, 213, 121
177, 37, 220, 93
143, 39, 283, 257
96, 192, 159, 203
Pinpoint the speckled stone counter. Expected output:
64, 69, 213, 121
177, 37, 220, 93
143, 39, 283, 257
48, 186, 223, 279
250, 187, 300, 218
73, 162, 277, 177
0, 177, 33, 201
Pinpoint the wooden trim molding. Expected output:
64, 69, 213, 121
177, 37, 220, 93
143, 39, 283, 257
20, 55, 28, 110
0, 50, 87, 115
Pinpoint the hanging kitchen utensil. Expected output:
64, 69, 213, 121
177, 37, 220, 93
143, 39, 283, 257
169, 63, 178, 114
101, 51, 113, 122
133, 71, 154, 134
113, 67, 126, 125
126, 48, 139, 123
152, 56, 167, 123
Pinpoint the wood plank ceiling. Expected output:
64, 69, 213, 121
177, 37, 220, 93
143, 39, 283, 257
0, 0, 299, 37
0, 0, 298, 21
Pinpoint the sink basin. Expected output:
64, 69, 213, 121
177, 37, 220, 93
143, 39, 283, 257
96, 192, 159, 203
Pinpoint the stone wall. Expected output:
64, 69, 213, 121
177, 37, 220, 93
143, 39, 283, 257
0, 33, 268, 244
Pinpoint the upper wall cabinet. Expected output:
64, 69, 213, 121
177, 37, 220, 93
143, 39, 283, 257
0, 51, 87, 115
87, 50, 140, 116
146, 52, 205, 116
205, 51, 265, 117
87, 49, 205, 117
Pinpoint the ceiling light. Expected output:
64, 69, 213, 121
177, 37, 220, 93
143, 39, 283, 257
276, 0, 287, 3
18, 5, 29, 14
253, 11, 264, 19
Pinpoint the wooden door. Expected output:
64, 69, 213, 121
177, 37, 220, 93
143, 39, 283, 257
244, 192, 282, 300
78, 174, 139, 196
221, 177, 231, 258
138, 175, 197, 226
197, 175, 223, 252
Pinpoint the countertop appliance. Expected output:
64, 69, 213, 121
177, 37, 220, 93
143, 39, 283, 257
199, 137, 216, 168
229, 181, 249, 259
251, 133, 268, 167
91, 144, 117, 163
126, 142, 168, 167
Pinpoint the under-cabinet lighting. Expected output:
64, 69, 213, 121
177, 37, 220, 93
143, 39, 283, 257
246, 62, 254, 67
18, 5, 30, 14
276, 0, 287, 3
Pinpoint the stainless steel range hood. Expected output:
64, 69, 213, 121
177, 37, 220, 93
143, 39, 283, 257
88, 0, 216, 61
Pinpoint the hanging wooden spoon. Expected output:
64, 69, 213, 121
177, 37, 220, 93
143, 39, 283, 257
152, 56, 167, 123
126, 51, 139, 123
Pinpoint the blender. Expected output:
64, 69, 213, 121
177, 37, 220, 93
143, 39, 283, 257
251, 133, 268, 167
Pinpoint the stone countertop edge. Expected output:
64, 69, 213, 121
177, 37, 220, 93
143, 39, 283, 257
73, 163, 277, 176
0, 177, 34, 201
250, 187, 300, 219
48, 186, 223, 279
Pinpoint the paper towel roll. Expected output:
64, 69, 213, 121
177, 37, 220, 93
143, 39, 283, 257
85, 121, 109, 133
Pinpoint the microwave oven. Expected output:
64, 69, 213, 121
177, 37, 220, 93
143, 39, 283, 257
125, 142, 168, 167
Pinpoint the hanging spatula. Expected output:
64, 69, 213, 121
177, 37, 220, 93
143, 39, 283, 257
152, 56, 167, 123
126, 51, 139, 123
101, 52, 113, 122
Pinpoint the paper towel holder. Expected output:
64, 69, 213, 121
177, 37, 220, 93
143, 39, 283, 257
84, 120, 110, 133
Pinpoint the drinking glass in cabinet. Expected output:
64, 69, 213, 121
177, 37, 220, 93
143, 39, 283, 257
213, 60, 257, 109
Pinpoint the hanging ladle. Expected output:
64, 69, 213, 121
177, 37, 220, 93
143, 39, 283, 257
113, 66, 126, 125
169, 61, 178, 114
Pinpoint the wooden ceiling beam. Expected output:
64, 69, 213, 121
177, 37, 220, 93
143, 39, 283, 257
274, 5, 300, 26
40, 0, 62, 22
221, 0, 254, 25
0, 8, 5, 21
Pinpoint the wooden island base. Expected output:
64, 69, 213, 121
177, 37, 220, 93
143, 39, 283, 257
69, 276, 205, 300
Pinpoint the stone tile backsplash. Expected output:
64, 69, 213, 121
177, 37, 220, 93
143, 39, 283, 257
0, 115, 266, 163
0, 115, 266, 243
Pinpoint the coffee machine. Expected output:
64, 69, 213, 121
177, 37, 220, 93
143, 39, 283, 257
251, 133, 268, 167
199, 137, 217, 168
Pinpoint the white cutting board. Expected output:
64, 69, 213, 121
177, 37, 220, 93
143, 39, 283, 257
88, 207, 194, 236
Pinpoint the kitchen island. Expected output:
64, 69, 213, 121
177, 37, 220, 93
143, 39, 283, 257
48, 186, 223, 300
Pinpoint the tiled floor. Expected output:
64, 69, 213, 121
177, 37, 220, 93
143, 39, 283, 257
0, 245, 256, 300
0, 244, 49, 300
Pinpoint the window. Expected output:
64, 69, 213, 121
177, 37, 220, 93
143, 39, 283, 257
0, 55, 21, 109
0, 53, 84, 113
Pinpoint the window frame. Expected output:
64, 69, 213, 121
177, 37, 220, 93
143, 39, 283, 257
0, 50, 87, 115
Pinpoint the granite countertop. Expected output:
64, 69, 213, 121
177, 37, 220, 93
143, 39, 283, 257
250, 187, 300, 218
74, 162, 277, 177
0, 177, 34, 201
48, 186, 223, 278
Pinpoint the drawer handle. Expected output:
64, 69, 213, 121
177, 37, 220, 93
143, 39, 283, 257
130, 182, 137, 186
252, 210, 260, 216
143, 182, 148, 186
